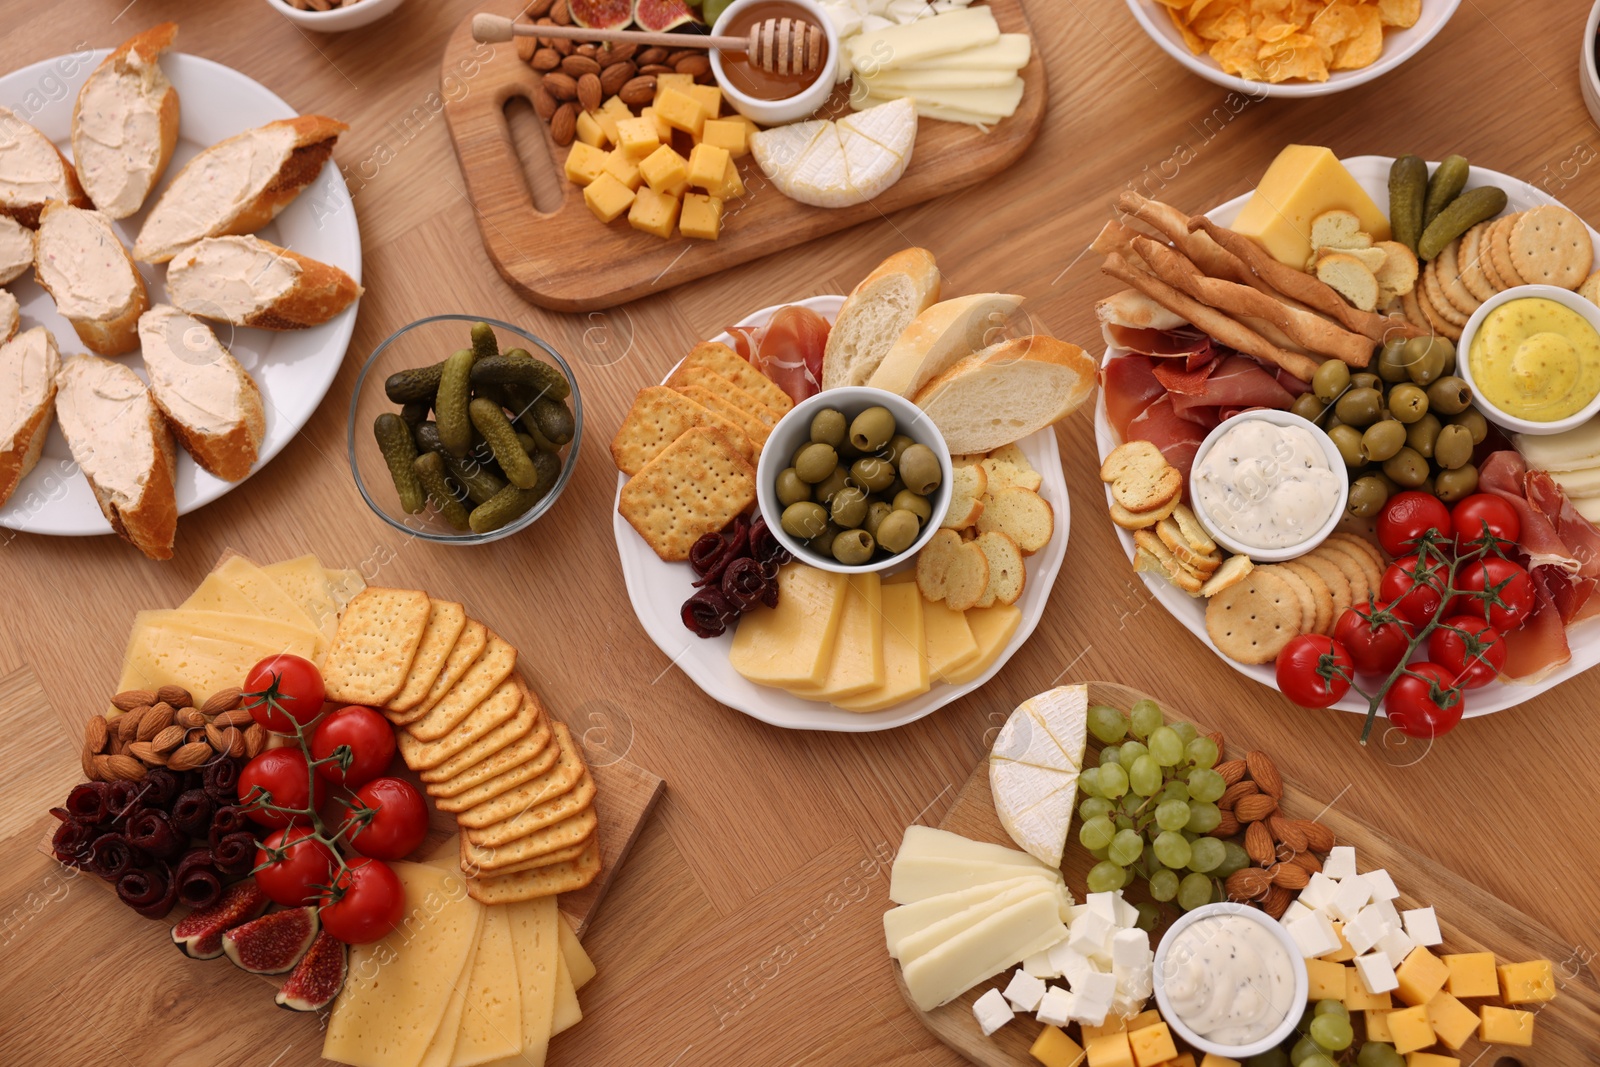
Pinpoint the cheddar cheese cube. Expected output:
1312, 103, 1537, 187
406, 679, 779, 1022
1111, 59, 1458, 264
1231, 144, 1391, 267
701, 117, 749, 157
1167, 1056, 1197, 1067
575, 109, 608, 148
563, 141, 609, 187
1385, 1004, 1435, 1055
686, 82, 722, 121
1322, 922, 1357, 962
1127, 1021, 1176, 1067
1124, 1010, 1162, 1031
1084, 1031, 1134, 1067
1364, 1009, 1395, 1043
1199, 1056, 1240, 1067
581, 171, 635, 223
687, 142, 731, 192
1028, 1026, 1085, 1067
639, 144, 689, 195
628, 185, 680, 239
641, 106, 672, 142
1080, 1016, 1128, 1040
1305, 958, 1346, 1001
1396, 947, 1451, 1006
713, 157, 746, 199
654, 72, 697, 101
615, 116, 661, 161
1441, 952, 1498, 999
679, 193, 723, 241
1402, 1054, 1459, 1067
1478, 1004, 1535, 1046
1424, 991, 1479, 1050
1346, 965, 1393, 1011
603, 149, 644, 192
1497, 959, 1555, 1004
593, 106, 624, 146
654, 88, 705, 137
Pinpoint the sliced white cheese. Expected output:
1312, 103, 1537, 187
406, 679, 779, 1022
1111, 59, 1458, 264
847, 6, 999, 72
884, 875, 1061, 958
901, 891, 1068, 1011
896, 882, 1058, 965
861, 67, 1019, 90
1551, 466, 1600, 499
1515, 422, 1600, 471
890, 33, 1031, 70
859, 95, 1013, 127
895, 825, 1056, 868
855, 80, 1024, 119
890, 855, 1062, 905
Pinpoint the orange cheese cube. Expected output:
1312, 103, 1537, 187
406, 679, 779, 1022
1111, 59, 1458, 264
1321, 922, 1357, 962
686, 82, 722, 120
1497, 959, 1555, 1004
575, 109, 608, 148
1080, 1016, 1128, 1040
654, 88, 705, 137
615, 116, 661, 161
581, 172, 635, 223
1424, 991, 1480, 1051
1128, 1022, 1177, 1067
1198, 1057, 1240, 1067
679, 193, 723, 241
1346, 965, 1393, 1011
641, 106, 672, 141
712, 157, 746, 199
638, 144, 689, 195
687, 142, 731, 191
563, 141, 609, 187
1306, 958, 1347, 1001
1396, 947, 1451, 1006
1385, 1004, 1435, 1055
1442, 952, 1498, 998
654, 72, 697, 101
1477, 1004, 1535, 1046
700, 118, 749, 157
1402, 1054, 1459, 1067
627, 185, 680, 239
1124, 1011, 1162, 1031
1167, 1056, 1197, 1067
1084, 1031, 1134, 1067
1364, 1009, 1395, 1043
1028, 1026, 1086, 1067
602, 150, 644, 192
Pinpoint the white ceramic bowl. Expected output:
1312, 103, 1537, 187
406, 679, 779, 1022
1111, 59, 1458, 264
264, 0, 405, 32
1153, 902, 1309, 1059
711, 0, 840, 125
756, 386, 952, 574
1187, 409, 1349, 563
1122, 0, 1460, 98
1583, 2, 1600, 128
1455, 284, 1600, 436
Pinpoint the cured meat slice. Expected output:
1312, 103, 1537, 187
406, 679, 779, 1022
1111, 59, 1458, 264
1101, 354, 1165, 439
1127, 395, 1206, 481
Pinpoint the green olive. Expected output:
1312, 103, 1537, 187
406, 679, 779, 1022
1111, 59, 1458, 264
781, 501, 829, 540
1346, 474, 1391, 518
1406, 413, 1441, 459
1291, 393, 1329, 423
892, 489, 932, 523
1376, 471, 1401, 496
849, 406, 897, 452
1418, 475, 1436, 497
882, 433, 915, 467
813, 467, 851, 505
792, 441, 812, 467
1387, 382, 1429, 424
1403, 336, 1452, 385
1313, 359, 1352, 401
1328, 425, 1367, 467
830, 485, 869, 528
831, 528, 875, 565
1426, 375, 1472, 415
793, 442, 839, 484
1361, 420, 1408, 463
808, 523, 841, 554
1383, 446, 1429, 488
897, 443, 942, 495
1334, 387, 1384, 428
1376, 339, 1412, 383
1351, 372, 1382, 392
876, 509, 921, 554
1434, 423, 1474, 470
862, 500, 892, 539
809, 408, 847, 447
1324, 413, 1345, 433
1434, 464, 1479, 502
1450, 408, 1488, 446
851, 456, 896, 493
776, 467, 810, 508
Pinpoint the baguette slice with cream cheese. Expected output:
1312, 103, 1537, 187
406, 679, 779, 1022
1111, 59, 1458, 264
0, 289, 17, 342
868, 292, 1024, 399
71, 22, 180, 219
33, 201, 150, 355
0, 216, 33, 285
0, 326, 61, 506
821, 247, 940, 390
54, 353, 178, 560
912, 336, 1096, 455
0, 107, 91, 228
133, 114, 348, 263
166, 234, 362, 330
139, 304, 265, 481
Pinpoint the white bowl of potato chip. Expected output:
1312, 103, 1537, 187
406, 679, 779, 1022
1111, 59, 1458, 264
1123, 0, 1461, 97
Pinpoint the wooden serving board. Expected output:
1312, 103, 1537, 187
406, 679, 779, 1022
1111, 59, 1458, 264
894, 682, 1600, 1066
441, 0, 1047, 312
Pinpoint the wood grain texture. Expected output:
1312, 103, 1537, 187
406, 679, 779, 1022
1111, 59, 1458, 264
441, 0, 1048, 311
2, 2, 1600, 1065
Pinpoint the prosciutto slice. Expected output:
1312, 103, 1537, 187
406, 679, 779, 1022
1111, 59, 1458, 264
1102, 354, 1166, 438
1127, 395, 1206, 481
726, 304, 828, 404
1167, 356, 1294, 418
1106, 325, 1216, 371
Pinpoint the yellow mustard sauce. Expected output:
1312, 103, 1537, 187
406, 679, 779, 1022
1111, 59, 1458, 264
1469, 298, 1600, 421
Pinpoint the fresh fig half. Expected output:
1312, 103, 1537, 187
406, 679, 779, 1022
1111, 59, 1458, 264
223, 906, 319, 975
171, 879, 269, 960
275, 931, 347, 1012
633, 0, 700, 33
570, 0, 632, 29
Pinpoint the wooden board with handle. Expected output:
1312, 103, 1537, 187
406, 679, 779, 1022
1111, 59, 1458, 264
441, 0, 1047, 312
894, 682, 1600, 1066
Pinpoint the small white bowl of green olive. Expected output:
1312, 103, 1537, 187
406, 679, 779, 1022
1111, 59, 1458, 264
757, 387, 953, 574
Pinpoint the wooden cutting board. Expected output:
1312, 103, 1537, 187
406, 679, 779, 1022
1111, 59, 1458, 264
441, 0, 1047, 312
894, 682, 1600, 1066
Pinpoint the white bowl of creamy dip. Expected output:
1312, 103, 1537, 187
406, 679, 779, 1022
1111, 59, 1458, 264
1456, 284, 1600, 436
1188, 410, 1348, 563
1153, 902, 1308, 1059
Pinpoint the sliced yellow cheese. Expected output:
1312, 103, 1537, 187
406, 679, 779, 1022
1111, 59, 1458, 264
186, 556, 323, 643
263, 554, 342, 646
482, 898, 560, 1067
846, 6, 999, 70
1231, 145, 1390, 268
558, 914, 595, 990
325, 566, 367, 611
832, 582, 928, 712
728, 563, 848, 688
552, 945, 582, 1036
116, 610, 320, 703
450, 905, 522, 1067
924, 597, 979, 682
419, 933, 482, 1067
941, 604, 1021, 686
789, 572, 884, 702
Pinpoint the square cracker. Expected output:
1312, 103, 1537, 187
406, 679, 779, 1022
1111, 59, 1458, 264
391, 619, 488, 725
453, 722, 587, 828
397, 676, 524, 771
462, 833, 590, 877
463, 807, 598, 873
464, 763, 597, 849
426, 714, 555, 799
618, 427, 756, 562
668, 364, 778, 423
405, 633, 517, 741
384, 599, 467, 714
321, 587, 431, 705
669, 341, 793, 414
675, 383, 776, 446
418, 689, 541, 783
464, 840, 601, 904
611, 387, 754, 477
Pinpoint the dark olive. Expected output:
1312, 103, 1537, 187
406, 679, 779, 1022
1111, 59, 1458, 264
1383, 446, 1429, 488
1313, 359, 1352, 401
832, 528, 875, 565
781, 501, 829, 540
1361, 420, 1408, 463
1346, 475, 1391, 518
1434, 423, 1474, 470
813, 467, 851, 505
1334, 387, 1384, 428
1387, 382, 1430, 424
1434, 464, 1479, 502
1450, 408, 1488, 445
794, 442, 839, 484
809, 408, 847, 447
1328, 425, 1367, 467
897, 443, 942, 495
776, 467, 810, 507
848, 406, 897, 452
892, 489, 932, 523
1406, 413, 1442, 459
1292, 393, 1329, 423
1376, 338, 1411, 383
1426, 375, 1472, 415
876, 509, 921, 554
830, 486, 869, 528
851, 456, 896, 493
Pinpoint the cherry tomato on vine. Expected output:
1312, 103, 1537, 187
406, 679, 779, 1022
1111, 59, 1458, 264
237, 748, 326, 829
1379, 554, 1449, 626
1450, 493, 1520, 553
1377, 492, 1452, 558
1453, 556, 1535, 632
320, 857, 405, 945
1428, 615, 1507, 689
243, 654, 326, 734
254, 826, 337, 907
342, 777, 428, 861
1275, 634, 1354, 708
1383, 662, 1464, 739
1332, 602, 1416, 676
310, 706, 396, 788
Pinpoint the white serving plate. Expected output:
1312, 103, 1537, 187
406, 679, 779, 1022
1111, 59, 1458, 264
1093, 156, 1600, 718
0, 50, 362, 537
614, 295, 1071, 732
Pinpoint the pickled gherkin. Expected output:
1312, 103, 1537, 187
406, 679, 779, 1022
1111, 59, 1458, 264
468, 398, 540, 489
414, 452, 471, 530
374, 413, 425, 514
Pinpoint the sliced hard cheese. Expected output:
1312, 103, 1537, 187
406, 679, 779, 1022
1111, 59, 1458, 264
263, 554, 342, 646
854, 81, 1024, 120
846, 7, 999, 71
1550, 466, 1600, 498
450, 905, 522, 1067
481, 897, 560, 1067
895, 882, 1060, 965
941, 603, 1021, 685
861, 96, 1018, 127
185, 556, 324, 649
1578, 497, 1600, 524
860, 67, 1020, 91
833, 580, 928, 711
891, 34, 1031, 71
418, 931, 482, 1067
729, 563, 848, 688
896, 825, 1054, 869
1514, 423, 1600, 470
790, 572, 884, 702
552, 946, 582, 1036
891, 826, 1059, 904
884, 875, 1060, 958
901, 890, 1068, 1011
924, 597, 979, 681
558, 914, 595, 990
116, 611, 319, 702
325, 566, 367, 611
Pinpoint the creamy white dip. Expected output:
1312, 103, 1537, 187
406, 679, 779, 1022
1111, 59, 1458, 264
1194, 419, 1341, 551
166, 235, 298, 323
74, 50, 172, 218
0, 327, 60, 451
0, 107, 71, 206
135, 123, 297, 260
35, 206, 140, 319
138, 305, 248, 435
1161, 914, 1298, 1046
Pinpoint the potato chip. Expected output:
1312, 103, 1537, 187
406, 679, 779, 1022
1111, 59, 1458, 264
1377, 0, 1421, 28
1265, 41, 1330, 82
1168, 6, 1209, 54
1171, 0, 1405, 82
1332, 3, 1384, 68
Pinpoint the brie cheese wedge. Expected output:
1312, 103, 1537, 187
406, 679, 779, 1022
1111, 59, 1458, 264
750, 98, 916, 208
989, 686, 1089, 867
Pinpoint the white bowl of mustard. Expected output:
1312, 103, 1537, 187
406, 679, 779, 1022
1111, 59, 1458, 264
1457, 284, 1600, 436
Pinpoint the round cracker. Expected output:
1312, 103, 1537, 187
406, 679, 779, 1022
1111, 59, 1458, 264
1294, 553, 1352, 632
1477, 217, 1512, 292
1280, 559, 1334, 635
1579, 270, 1600, 306
1261, 563, 1315, 635
1311, 541, 1371, 612
1510, 205, 1594, 290
1488, 214, 1527, 289
1459, 222, 1498, 303
1399, 288, 1430, 331
1204, 568, 1302, 665
1415, 278, 1464, 340
1421, 261, 1468, 327
1436, 238, 1481, 318
1326, 532, 1387, 589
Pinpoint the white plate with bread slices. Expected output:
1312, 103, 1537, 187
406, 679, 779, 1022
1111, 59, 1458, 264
0, 27, 361, 555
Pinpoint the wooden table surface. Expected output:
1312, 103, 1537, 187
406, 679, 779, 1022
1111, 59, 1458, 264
2, 2, 1598, 1064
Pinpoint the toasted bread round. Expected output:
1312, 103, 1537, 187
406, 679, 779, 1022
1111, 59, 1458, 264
940, 464, 988, 530
975, 486, 1053, 555
973, 530, 1025, 607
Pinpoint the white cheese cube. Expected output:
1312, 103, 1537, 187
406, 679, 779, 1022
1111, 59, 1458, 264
1035, 986, 1073, 1027
1287, 913, 1342, 959
1067, 910, 1114, 956
1085, 892, 1119, 924
1401, 906, 1442, 947
1376, 926, 1416, 965
1280, 901, 1315, 928
1003, 969, 1047, 1012
1047, 941, 1093, 989
1113, 894, 1139, 929
1110, 928, 1149, 968
1364, 868, 1400, 901
1066, 903, 1089, 923
1114, 962, 1153, 1002
1328, 874, 1372, 923
1300, 871, 1340, 912
1368, 898, 1401, 932
1345, 906, 1388, 955
973, 988, 1014, 1036
1324, 845, 1358, 881
1067, 970, 1115, 1026
1022, 950, 1060, 979
1354, 951, 1399, 995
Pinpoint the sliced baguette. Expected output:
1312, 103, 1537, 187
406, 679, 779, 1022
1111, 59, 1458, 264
33, 201, 149, 355
133, 114, 348, 263
138, 304, 265, 481
0, 107, 91, 228
54, 354, 178, 560
972, 530, 1025, 608
0, 326, 61, 506
166, 235, 362, 329
867, 292, 1024, 398
912, 335, 1096, 455
0, 215, 33, 284
975, 486, 1053, 555
71, 22, 179, 219
820, 247, 940, 390
0, 289, 17, 342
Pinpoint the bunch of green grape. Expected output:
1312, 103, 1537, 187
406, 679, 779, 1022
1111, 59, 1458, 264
1078, 698, 1251, 914
1231, 1000, 1402, 1067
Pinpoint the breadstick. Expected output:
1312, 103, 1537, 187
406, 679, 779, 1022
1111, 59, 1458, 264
1119, 192, 1260, 289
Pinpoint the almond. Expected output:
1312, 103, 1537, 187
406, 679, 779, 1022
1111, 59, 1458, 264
1269, 814, 1308, 852
600, 61, 635, 97
1261, 885, 1293, 919
1216, 759, 1247, 786
1271, 863, 1310, 890
543, 72, 578, 101
1206, 729, 1225, 752
92, 754, 114, 779
109, 734, 128, 756
637, 47, 668, 66
532, 83, 558, 120
111, 689, 156, 712
576, 43, 599, 59
532, 47, 561, 72
178, 707, 207, 729
549, 102, 578, 146
551, 0, 569, 24
82, 745, 100, 781
525, 0, 554, 14
577, 72, 602, 112
186, 727, 207, 745
151, 725, 185, 754
205, 722, 227, 752
1235, 794, 1278, 823
1301, 819, 1336, 853
637, 63, 673, 76
553, 38, 574, 58
619, 75, 656, 107
674, 54, 711, 78
598, 43, 637, 67
128, 741, 166, 767
116, 706, 147, 741
1246, 750, 1284, 798
245, 723, 267, 759
84, 715, 109, 755
515, 29, 538, 64
1209, 810, 1241, 838
211, 708, 255, 729
664, 49, 699, 66
217, 726, 246, 758
1291, 850, 1323, 875
156, 684, 192, 708
1244, 821, 1275, 865
1219, 780, 1259, 810
561, 54, 601, 78
167, 742, 213, 772
104, 754, 147, 781
201, 687, 244, 715
138, 703, 175, 742
1225, 867, 1271, 902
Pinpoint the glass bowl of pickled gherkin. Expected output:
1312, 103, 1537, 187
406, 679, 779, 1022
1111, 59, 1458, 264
348, 315, 583, 544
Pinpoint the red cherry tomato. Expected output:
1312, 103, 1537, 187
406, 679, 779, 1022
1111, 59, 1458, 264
254, 826, 338, 907
1377, 492, 1453, 558
1333, 602, 1416, 676
1453, 557, 1535, 632
1275, 634, 1354, 709
1383, 662, 1465, 739
1451, 494, 1520, 553
342, 777, 429, 861
1379, 554, 1449, 626
310, 706, 396, 788
244, 654, 327, 734
237, 748, 327, 829
320, 857, 405, 945
1428, 615, 1507, 689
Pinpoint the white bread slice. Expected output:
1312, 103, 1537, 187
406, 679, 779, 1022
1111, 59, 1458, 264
0, 289, 17, 341
54, 354, 178, 560
166, 235, 362, 329
821, 247, 940, 390
0, 107, 91, 228
0, 216, 33, 284
138, 304, 265, 481
133, 114, 348, 263
33, 201, 149, 355
912, 336, 1096, 455
71, 23, 180, 219
0, 326, 61, 506
868, 292, 1024, 399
